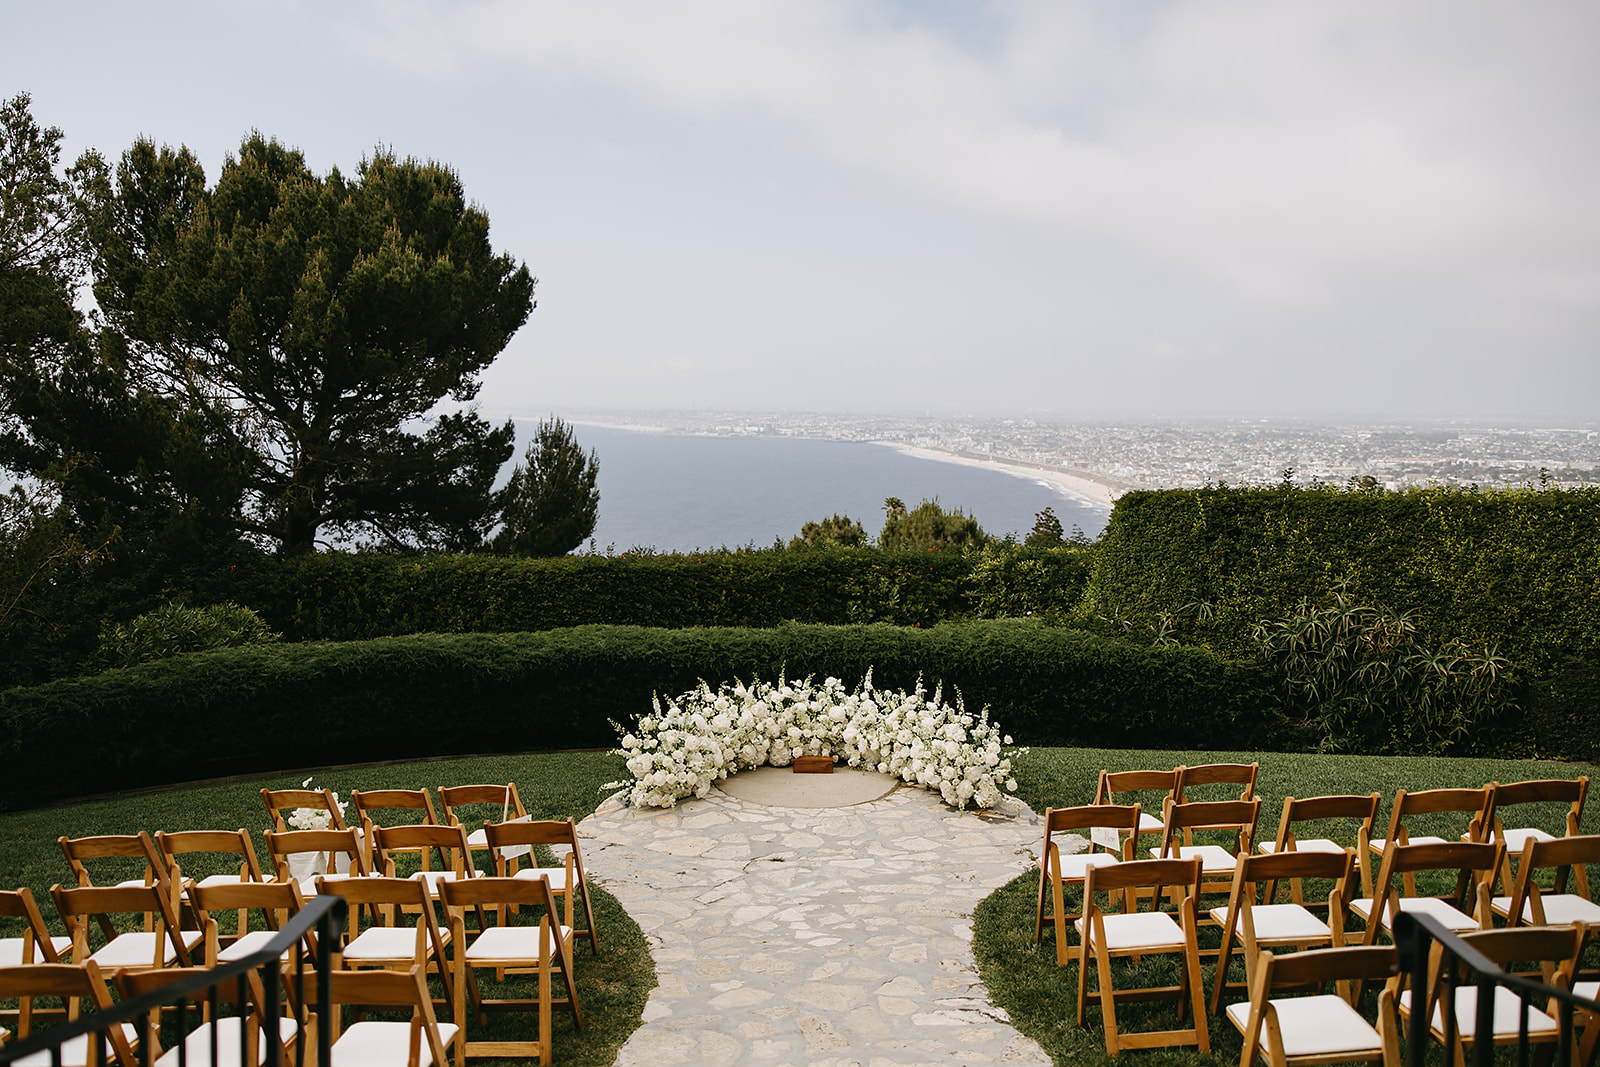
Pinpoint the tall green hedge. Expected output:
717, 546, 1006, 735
0, 620, 1278, 810
1081, 485, 1600, 675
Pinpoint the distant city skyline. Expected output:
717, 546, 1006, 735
5, 2, 1597, 421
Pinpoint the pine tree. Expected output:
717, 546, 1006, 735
1026, 506, 1066, 546
492, 417, 600, 557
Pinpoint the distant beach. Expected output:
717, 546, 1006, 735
881, 443, 1123, 508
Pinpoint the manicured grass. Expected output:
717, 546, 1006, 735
0, 751, 649, 1067
975, 746, 1599, 1067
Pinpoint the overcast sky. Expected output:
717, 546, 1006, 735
6, 1, 1597, 423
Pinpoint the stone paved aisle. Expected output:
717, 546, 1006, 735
579, 772, 1054, 1067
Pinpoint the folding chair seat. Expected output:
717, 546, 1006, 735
114, 965, 302, 1067
1350, 840, 1500, 945
1094, 769, 1179, 856
1209, 849, 1355, 1015
1397, 925, 1584, 1066
1258, 794, 1381, 904
315, 875, 454, 1013
324, 965, 459, 1067
261, 787, 349, 832
1, 887, 72, 965
484, 818, 598, 953
351, 789, 441, 872
1491, 833, 1600, 927
437, 784, 527, 866
264, 829, 368, 894
0, 961, 139, 1067
1367, 787, 1493, 899
1033, 804, 1141, 966
1226, 945, 1401, 1067
438, 876, 582, 1065
1149, 798, 1261, 910
1074, 856, 1208, 1056
1467, 777, 1588, 894
51, 881, 199, 971
372, 823, 476, 901
189, 880, 312, 968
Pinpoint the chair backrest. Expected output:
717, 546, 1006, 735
1371, 840, 1503, 927
1381, 787, 1494, 847
189, 878, 306, 937
263, 828, 368, 883
350, 788, 440, 830
1478, 777, 1588, 840
1, 887, 65, 963
373, 823, 475, 878
1452, 924, 1586, 989
1235, 849, 1356, 907
324, 965, 452, 1067
113, 965, 270, 1049
1270, 794, 1381, 851
50, 881, 193, 967
1176, 762, 1259, 803
482, 817, 585, 876
58, 831, 168, 888
1502, 834, 1600, 926
1083, 857, 1203, 912
1262, 943, 1401, 991
1041, 804, 1142, 858
155, 829, 265, 884
260, 787, 348, 833
0, 960, 131, 1059
1095, 769, 1179, 807
1157, 798, 1261, 857
438, 784, 526, 832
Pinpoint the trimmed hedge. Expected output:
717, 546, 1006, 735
0, 620, 1280, 810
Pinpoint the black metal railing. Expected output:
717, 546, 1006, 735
1393, 910, 1600, 1067
0, 893, 345, 1067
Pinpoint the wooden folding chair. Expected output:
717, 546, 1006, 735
1469, 777, 1589, 894
114, 965, 302, 1067
261, 787, 348, 833
51, 881, 199, 971
2, 887, 72, 965
156, 830, 267, 950
1075, 856, 1208, 1056
1258, 794, 1381, 903
1209, 849, 1355, 1015
0, 961, 139, 1067
1491, 833, 1600, 927
263, 829, 368, 894
1398, 924, 1585, 1067
438, 876, 582, 1065
1094, 769, 1179, 857
372, 824, 477, 900
484, 818, 598, 953
351, 789, 441, 872
1226, 945, 1401, 1067
189, 880, 312, 967
437, 785, 526, 867
1033, 804, 1141, 966
58, 832, 170, 941
1149, 798, 1261, 912
1367, 787, 1493, 899
1350, 840, 1501, 947
324, 965, 459, 1067
315, 875, 453, 1014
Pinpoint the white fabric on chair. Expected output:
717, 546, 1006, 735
1226, 995, 1383, 1058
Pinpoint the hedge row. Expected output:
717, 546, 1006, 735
1082, 485, 1600, 674
0, 620, 1279, 811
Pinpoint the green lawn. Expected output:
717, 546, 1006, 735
977, 746, 1599, 1066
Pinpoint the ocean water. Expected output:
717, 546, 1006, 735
518, 423, 1111, 554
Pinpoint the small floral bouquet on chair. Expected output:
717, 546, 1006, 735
287, 776, 349, 830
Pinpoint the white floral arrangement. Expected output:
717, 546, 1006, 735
610, 670, 1023, 811
286, 776, 348, 831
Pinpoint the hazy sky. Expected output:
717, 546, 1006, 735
7, 1, 1597, 422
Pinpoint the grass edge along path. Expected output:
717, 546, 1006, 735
976, 746, 1600, 1067
0, 751, 651, 1067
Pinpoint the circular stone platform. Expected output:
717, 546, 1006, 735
713, 765, 901, 807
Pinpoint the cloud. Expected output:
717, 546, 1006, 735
352, 0, 1600, 308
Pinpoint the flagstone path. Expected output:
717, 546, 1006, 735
578, 770, 1055, 1067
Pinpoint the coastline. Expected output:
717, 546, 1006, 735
878, 442, 1124, 508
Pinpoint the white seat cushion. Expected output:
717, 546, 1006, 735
1573, 981, 1598, 1000
331, 1021, 459, 1067
1349, 896, 1477, 931
1149, 844, 1239, 872
13, 1025, 141, 1067
1490, 893, 1600, 925
216, 929, 291, 964
153, 1017, 301, 1067
88, 930, 203, 968
1400, 986, 1558, 1038
465, 925, 574, 962
1370, 835, 1447, 850
512, 866, 582, 890
343, 927, 426, 962
1501, 827, 1556, 851
413, 870, 466, 897
187, 874, 254, 889
1208, 903, 1331, 941
1074, 911, 1185, 952
1258, 838, 1345, 855
1227, 995, 1382, 1058
0, 935, 73, 965
1057, 852, 1119, 881
1137, 812, 1164, 833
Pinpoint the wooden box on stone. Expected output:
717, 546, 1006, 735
792, 756, 834, 774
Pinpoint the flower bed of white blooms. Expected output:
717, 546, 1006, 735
610, 671, 1022, 811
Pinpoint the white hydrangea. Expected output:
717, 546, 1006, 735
607, 669, 1024, 811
